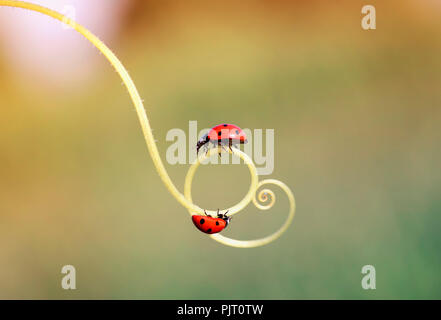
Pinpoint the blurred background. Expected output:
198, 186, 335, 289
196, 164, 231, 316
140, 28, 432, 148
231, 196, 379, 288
0, 0, 440, 299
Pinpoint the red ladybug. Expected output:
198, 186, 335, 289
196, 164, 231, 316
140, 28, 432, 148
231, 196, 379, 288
196, 123, 248, 155
192, 209, 231, 234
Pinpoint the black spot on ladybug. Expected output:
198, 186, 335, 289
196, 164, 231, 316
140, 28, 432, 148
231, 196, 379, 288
223, 124, 228, 127
200, 219, 205, 225
207, 228, 212, 233
218, 131, 222, 136
236, 130, 239, 134
216, 221, 220, 226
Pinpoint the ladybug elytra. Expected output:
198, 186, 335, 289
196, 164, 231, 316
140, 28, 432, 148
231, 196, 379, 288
196, 123, 248, 155
192, 209, 231, 234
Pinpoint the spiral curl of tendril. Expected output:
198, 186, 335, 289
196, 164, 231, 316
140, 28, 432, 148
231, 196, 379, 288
1, 0, 296, 248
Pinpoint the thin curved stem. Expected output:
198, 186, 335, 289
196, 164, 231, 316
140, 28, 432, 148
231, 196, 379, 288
185, 147, 259, 217
185, 149, 296, 248
0, 0, 202, 214
0, 0, 296, 248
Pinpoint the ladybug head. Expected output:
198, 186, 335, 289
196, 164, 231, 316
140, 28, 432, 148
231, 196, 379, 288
196, 133, 210, 154
224, 215, 232, 227
217, 210, 231, 227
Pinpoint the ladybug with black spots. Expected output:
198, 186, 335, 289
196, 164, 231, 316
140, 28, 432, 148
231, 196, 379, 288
196, 123, 248, 155
192, 209, 231, 234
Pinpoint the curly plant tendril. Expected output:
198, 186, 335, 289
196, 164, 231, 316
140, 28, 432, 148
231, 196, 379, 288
186, 148, 296, 248
1, 0, 296, 248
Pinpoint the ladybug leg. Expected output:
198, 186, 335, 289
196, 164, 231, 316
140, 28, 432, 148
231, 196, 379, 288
202, 140, 213, 156
218, 145, 224, 157
204, 209, 212, 218
216, 141, 222, 157
220, 145, 228, 156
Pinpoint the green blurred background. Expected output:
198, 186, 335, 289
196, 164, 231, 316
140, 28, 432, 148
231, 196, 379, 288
0, 0, 440, 299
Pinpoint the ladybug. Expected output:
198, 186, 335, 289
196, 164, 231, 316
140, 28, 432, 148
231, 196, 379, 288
196, 123, 248, 155
192, 209, 231, 234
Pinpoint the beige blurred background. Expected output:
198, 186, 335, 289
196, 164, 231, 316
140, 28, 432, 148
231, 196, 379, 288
0, 0, 440, 299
